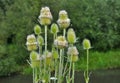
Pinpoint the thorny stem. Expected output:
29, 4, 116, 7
86, 49, 89, 83
63, 29, 66, 38
54, 33, 58, 83
54, 59, 58, 83
37, 35, 42, 81
58, 49, 63, 83
35, 68, 38, 83
49, 66, 51, 83
43, 25, 48, 81
69, 55, 72, 82
72, 63, 75, 83
45, 25, 47, 53
33, 68, 35, 83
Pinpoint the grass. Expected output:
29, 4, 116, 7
22, 49, 120, 75
76, 49, 120, 70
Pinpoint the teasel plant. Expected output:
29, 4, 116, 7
83, 39, 92, 83
26, 6, 79, 83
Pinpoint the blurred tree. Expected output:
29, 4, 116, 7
0, 0, 120, 76
0, 0, 40, 76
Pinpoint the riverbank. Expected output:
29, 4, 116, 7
76, 49, 120, 70
22, 49, 120, 75
0, 69, 120, 83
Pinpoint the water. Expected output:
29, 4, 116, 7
75, 69, 120, 83
0, 69, 120, 83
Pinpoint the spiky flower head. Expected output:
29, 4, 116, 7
26, 34, 37, 51
67, 46, 79, 62
54, 36, 68, 49
52, 48, 59, 59
57, 10, 70, 29
83, 38, 91, 50
67, 46, 79, 56
43, 51, 52, 65
30, 51, 39, 61
37, 35, 44, 46
51, 23, 59, 34
67, 28, 76, 44
31, 60, 40, 68
34, 25, 41, 35
39, 6, 53, 25
29, 51, 40, 68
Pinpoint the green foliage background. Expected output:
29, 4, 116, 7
0, 0, 120, 76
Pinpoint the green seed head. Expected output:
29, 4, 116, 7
30, 51, 39, 61
34, 25, 41, 35
67, 28, 76, 44
45, 51, 52, 65
57, 10, 70, 29
71, 55, 78, 62
67, 46, 79, 62
51, 23, 59, 34
83, 38, 91, 49
52, 49, 59, 59
39, 6, 53, 25
37, 35, 44, 46
31, 60, 40, 68
26, 34, 37, 51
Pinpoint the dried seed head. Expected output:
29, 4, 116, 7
67, 46, 79, 62
26, 34, 37, 51
39, 6, 53, 25
57, 10, 70, 29
51, 23, 59, 34
59, 10, 68, 19
34, 25, 41, 35
67, 46, 79, 56
54, 36, 68, 49
83, 38, 91, 49
67, 28, 76, 44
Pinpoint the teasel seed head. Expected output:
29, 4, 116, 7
51, 23, 59, 34
83, 38, 91, 50
26, 34, 37, 51
34, 25, 41, 35
38, 6, 53, 25
67, 28, 76, 44
57, 10, 70, 29
54, 36, 68, 49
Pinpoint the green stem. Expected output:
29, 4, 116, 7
37, 35, 42, 82
54, 34, 56, 40
49, 66, 51, 83
45, 25, 47, 52
53, 34, 58, 83
54, 59, 57, 83
33, 68, 35, 83
86, 49, 89, 83
43, 25, 47, 81
35, 68, 38, 83
58, 49, 63, 83
63, 29, 66, 38
72, 63, 75, 83
69, 55, 72, 82
61, 29, 66, 81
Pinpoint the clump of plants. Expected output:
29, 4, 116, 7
26, 6, 91, 83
